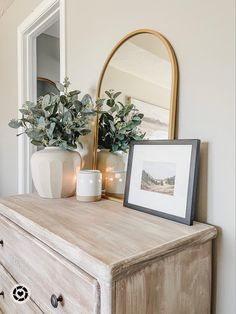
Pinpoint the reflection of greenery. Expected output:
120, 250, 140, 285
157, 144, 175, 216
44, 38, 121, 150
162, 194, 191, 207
97, 90, 145, 153
9, 77, 95, 150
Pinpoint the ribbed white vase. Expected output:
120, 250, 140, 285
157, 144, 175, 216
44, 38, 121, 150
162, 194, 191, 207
31, 147, 81, 198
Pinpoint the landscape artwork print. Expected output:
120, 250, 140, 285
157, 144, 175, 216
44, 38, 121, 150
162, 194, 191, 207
141, 161, 176, 196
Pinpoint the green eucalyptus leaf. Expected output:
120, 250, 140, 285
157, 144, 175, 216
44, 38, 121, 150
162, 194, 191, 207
56, 81, 64, 92
8, 119, 22, 129
60, 95, 67, 105
63, 77, 70, 89
132, 116, 141, 121
63, 111, 72, 123
132, 134, 143, 140
111, 144, 119, 152
59, 141, 68, 150
105, 90, 112, 98
107, 99, 115, 107
68, 90, 81, 96
73, 100, 82, 112
116, 133, 125, 140
113, 92, 122, 99
109, 120, 116, 132
138, 113, 144, 119
19, 109, 31, 115
31, 108, 45, 117
42, 94, 50, 107
24, 101, 35, 108
38, 116, 45, 127
9, 77, 94, 150
31, 140, 43, 146
79, 128, 91, 135
96, 98, 105, 108
51, 95, 60, 104
81, 94, 93, 106
47, 122, 56, 137
49, 139, 59, 146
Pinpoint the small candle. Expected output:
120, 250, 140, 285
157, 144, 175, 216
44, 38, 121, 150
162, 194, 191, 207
76, 170, 102, 202
105, 171, 126, 197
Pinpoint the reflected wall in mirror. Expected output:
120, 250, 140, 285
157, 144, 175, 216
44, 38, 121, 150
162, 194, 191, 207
95, 29, 178, 201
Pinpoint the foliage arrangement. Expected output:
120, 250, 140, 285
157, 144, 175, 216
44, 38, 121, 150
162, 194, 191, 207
9, 78, 95, 150
97, 90, 145, 153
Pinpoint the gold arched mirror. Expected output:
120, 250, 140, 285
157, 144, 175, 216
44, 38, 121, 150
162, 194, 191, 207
95, 29, 178, 201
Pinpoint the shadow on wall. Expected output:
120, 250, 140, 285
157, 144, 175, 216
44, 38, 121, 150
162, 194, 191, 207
195, 142, 221, 314
196, 142, 208, 222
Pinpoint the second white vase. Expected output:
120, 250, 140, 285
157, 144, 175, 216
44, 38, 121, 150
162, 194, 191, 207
97, 149, 128, 190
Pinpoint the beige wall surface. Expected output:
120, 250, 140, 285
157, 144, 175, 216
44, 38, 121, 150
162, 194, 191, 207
66, 1, 236, 313
0, 0, 235, 313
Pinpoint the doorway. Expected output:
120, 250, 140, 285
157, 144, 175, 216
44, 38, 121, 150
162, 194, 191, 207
17, 0, 65, 194
37, 20, 60, 98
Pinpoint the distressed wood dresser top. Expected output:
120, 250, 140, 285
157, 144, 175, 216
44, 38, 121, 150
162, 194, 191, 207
0, 194, 216, 281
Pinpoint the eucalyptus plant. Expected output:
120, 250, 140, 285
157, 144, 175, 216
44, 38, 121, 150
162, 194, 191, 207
9, 77, 95, 150
97, 90, 145, 153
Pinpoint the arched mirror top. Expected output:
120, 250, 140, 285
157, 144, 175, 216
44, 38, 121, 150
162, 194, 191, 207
97, 29, 178, 139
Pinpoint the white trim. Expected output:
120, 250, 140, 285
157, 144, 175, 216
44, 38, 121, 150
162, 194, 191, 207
17, 0, 66, 193
59, 0, 66, 82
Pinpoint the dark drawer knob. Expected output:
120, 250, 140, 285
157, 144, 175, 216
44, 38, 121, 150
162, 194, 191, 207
0, 291, 4, 298
50, 294, 63, 308
0, 240, 3, 247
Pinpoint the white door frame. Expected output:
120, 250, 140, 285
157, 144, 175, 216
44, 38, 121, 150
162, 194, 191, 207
17, 0, 66, 194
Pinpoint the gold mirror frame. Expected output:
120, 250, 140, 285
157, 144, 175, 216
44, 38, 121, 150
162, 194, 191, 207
93, 29, 178, 201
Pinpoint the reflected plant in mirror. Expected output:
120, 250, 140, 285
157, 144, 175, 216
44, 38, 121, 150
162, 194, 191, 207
97, 89, 145, 153
96, 89, 145, 197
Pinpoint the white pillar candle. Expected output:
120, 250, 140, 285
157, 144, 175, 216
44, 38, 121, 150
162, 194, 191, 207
105, 171, 126, 197
76, 170, 102, 202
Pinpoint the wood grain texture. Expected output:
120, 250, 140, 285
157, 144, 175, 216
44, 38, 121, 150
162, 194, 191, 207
0, 215, 100, 314
0, 194, 216, 283
115, 241, 212, 314
0, 264, 42, 314
0, 194, 217, 314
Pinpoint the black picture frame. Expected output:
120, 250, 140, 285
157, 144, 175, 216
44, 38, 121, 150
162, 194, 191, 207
123, 139, 200, 225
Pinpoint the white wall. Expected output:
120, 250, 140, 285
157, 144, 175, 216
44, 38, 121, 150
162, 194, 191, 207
0, 0, 235, 313
66, 1, 235, 313
101, 66, 170, 109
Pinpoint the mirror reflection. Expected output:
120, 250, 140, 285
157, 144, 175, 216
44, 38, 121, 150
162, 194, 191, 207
96, 30, 178, 200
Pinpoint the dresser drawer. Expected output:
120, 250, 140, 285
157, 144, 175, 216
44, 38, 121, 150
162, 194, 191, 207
0, 264, 42, 314
0, 215, 100, 314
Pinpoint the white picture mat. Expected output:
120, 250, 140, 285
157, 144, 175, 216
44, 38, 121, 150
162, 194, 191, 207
128, 145, 192, 218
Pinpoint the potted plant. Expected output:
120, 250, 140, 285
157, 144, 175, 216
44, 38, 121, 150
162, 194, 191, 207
9, 77, 95, 198
96, 90, 145, 189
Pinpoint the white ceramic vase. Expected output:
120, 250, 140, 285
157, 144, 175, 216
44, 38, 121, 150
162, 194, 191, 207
31, 147, 81, 198
97, 149, 128, 189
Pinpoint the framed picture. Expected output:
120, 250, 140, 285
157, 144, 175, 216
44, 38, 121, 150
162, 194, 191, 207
124, 140, 200, 225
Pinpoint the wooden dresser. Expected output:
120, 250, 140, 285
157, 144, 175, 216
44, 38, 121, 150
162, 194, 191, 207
0, 194, 216, 314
